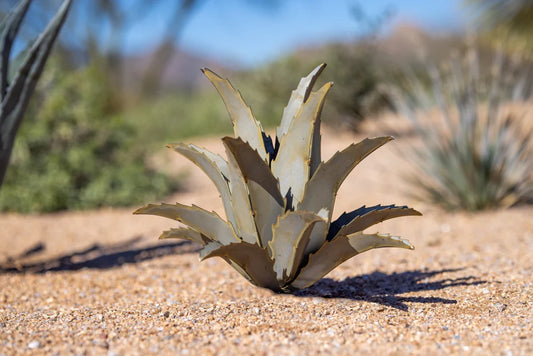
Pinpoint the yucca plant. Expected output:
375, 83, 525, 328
391, 49, 533, 211
135, 64, 420, 292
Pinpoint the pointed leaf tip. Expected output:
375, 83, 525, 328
328, 204, 422, 240
277, 63, 329, 140
133, 203, 239, 245
202, 68, 267, 161
133, 204, 154, 215
290, 232, 415, 289
299, 136, 394, 223
272, 82, 333, 205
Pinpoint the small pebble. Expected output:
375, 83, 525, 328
28, 341, 40, 349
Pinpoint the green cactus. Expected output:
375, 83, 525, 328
135, 64, 421, 292
0, 0, 71, 188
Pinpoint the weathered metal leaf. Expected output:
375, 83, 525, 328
276, 63, 327, 139
272, 82, 333, 206
291, 232, 414, 290
198, 240, 222, 259
134, 203, 239, 245
221, 144, 260, 244
172, 143, 231, 181
299, 137, 393, 221
222, 136, 284, 206
328, 204, 422, 240
169, 144, 233, 222
310, 104, 322, 178
192, 145, 230, 178
201, 68, 267, 161
159, 227, 209, 246
199, 241, 260, 285
269, 211, 323, 284
200, 241, 280, 292
247, 180, 284, 250
303, 208, 329, 256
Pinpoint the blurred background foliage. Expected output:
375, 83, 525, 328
467, 0, 533, 57
391, 50, 533, 211
0, 0, 532, 213
0, 56, 178, 212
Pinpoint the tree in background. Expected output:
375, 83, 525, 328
1, 0, 206, 99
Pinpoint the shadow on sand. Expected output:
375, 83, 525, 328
0, 236, 198, 273
295, 268, 485, 311
2, 242, 484, 311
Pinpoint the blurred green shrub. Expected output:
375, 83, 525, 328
124, 90, 233, 149
392, 49, 533, 211
466, 0, 533, 57
0, 58, 178, 213
238, 42, 392, 131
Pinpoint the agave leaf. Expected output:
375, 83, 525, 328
1, 0, 71, 143
223, 137, 284, 248
276, 63, 326, 139
291, 232, 414, 290
222, 136, 284, 206
201, 68, 267, 161
168, 144, 234, 226
297, 137, 393, 253
221, 144, 261, 244
269, 211, 323, 284
189, 144, 230, 177
299, 207, 330, 257
272, 82, 333, 205
134, 203, 239, 245
328, 204, 422, 240
199, 241, 259, 285
303, 215, 328, 256
159, 227, 209, 246
299, 137, 393, 221
310, 101, 322, 178
200, 241, 280, 292
0, 0, 31, 100
247, 180, 284, 250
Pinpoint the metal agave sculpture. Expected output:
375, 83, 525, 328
135, 64, 421, 292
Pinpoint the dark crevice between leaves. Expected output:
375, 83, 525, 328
284, 187, 294, 212
293, 267, 485, 311
0, 236, 198, 274
262, 131, 277, 166
327, 204, 404, 240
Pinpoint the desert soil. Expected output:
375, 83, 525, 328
0, 126, 531, 355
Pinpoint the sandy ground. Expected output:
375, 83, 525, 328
0, 127, 532, 355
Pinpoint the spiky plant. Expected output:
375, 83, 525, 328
392, 50, 533, 211
135, 64, 420, 292
0, 0, 72, 188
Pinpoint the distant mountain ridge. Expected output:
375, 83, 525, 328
121, 47, 237, 92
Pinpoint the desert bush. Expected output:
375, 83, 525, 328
0, 59, 178, 213
124, 90, 234, 149
467, 0, 533, 57
239, 42, 392, 131
392, 49, 533, 211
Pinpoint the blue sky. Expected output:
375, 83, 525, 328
125, 0, 468, 67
